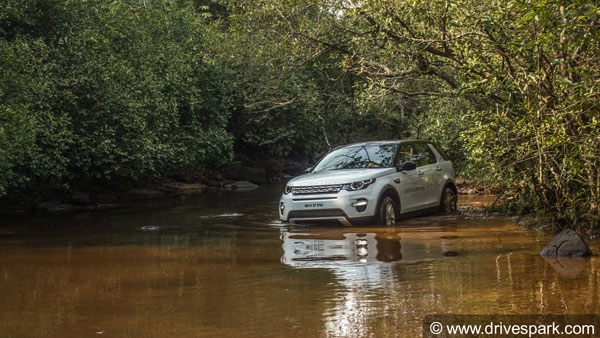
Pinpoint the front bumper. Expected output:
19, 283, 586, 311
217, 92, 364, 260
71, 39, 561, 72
279, 189, 379, 225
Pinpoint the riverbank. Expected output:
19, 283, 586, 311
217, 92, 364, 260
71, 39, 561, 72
3, 168, 584, 240
0, 168, 507, 216
0, 175, 487, 219
0, 157, 310, 216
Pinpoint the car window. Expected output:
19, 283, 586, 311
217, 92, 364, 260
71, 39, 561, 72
431, 143, 449, 161
395, 142, 437, 167
312, 143, 396, 172
395, 143, 415, 164
414, 143, 437, 166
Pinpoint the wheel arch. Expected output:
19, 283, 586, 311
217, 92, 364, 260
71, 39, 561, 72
376, 184, 401, 216
442, 179, 457, 197
439, 179, 458, 212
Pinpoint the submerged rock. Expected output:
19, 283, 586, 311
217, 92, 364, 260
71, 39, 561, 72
539, 228, 593, 257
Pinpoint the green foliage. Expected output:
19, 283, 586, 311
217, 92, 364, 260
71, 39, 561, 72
458, 0, 600, 228
213, 0, 416, 161
0, 0, 232, 196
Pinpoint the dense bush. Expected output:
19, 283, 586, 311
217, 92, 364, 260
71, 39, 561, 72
0, 0, 233, 195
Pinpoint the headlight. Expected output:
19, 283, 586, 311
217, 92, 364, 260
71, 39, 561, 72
284, 186, 293, 194
342, 178, 375, 191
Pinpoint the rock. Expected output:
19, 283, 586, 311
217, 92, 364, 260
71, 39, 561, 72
206, 180, 223, 187
231, 181, 258, 191
124, 189, 164, 200
71, 191, 90, 205
160, 182, 206, 193
176, 173, 198, 184
96, 203, 120, 210
140, 225, 160, 231
517, 214, 536, 227
36, 202, 77, 214
539, 229, 593, 257
0, 207, 29, 215
223, 166, 267, 184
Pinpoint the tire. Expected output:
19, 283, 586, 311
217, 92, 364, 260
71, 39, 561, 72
440, 186, 457, 213
377, 196, 398, 226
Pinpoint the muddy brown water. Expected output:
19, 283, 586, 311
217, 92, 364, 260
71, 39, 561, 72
0, 184, 598, 337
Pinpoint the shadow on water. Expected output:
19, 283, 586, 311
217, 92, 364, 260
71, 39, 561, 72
0, 184, 599, 337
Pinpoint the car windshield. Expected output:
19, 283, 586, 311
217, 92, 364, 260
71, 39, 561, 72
312, 143, 396, 172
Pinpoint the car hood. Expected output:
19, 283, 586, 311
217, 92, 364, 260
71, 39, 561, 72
288, 168, 395, 186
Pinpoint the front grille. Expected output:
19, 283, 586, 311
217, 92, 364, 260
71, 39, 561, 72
288, 209, 347, 219
292, 184, 342, 195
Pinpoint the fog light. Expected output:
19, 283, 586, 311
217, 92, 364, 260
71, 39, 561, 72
280, 202, 285, 215
351, 199, 368, 212
351, 200, 368, 207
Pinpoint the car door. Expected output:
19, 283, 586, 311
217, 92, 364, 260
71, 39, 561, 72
412, 143, 440, 207
393, 142, 428, 213
426, 143, 446, 204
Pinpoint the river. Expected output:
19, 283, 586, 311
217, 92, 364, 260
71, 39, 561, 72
0, 183, 598, 337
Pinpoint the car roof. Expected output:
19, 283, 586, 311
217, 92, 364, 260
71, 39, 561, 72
333, 139, 433, 150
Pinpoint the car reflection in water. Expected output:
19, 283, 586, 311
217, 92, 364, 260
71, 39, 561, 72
279, 219, 461, 337
281, 225, 460, 268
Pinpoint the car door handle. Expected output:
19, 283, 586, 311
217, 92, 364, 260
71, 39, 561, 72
435, 167, 442, 171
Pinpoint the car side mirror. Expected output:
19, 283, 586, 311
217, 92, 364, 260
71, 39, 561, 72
305, 166, 313, 173
397, 161, 416, 171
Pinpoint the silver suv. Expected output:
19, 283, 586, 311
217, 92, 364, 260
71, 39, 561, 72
279, 140, 457, 226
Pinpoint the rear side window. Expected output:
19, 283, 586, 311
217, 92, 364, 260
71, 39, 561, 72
413, 143, 437, 166
395, 142, 437, 167
431, 143, 449, 161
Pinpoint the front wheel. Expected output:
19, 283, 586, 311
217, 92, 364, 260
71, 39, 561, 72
377, 196, 398, 226
440, 186, 457, 213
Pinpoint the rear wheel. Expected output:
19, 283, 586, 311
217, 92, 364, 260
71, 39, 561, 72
440, 186, 457, 213
377, 196, 398, 226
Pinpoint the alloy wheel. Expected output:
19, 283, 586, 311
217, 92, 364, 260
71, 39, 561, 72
443, 188, 457, 212
385, 202, 396, 226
